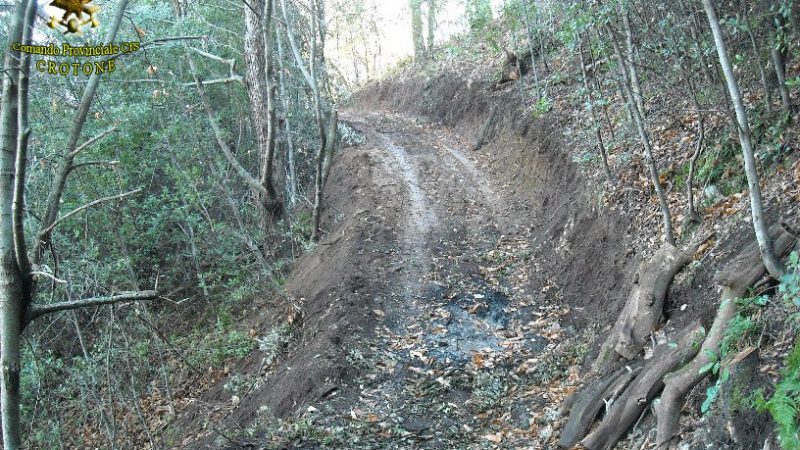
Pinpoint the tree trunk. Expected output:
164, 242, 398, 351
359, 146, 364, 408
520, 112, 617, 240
244, 0, 281, 225
521, 3, 541, 97
746, 22, 772, 114
682, 61, 705, 222
703, 0, 785, 278
35, 0, 130, 265
769, 16, 792, 115
312, 110, 338, 242
410, 0, 425, 59
0, 0, 34, 446
579, 35, 613, 182
621, 10, 645, 117
426, 0, 436, 54
591, 243, 697, 376
606, 23, 675, 245
275, 32, 297, 206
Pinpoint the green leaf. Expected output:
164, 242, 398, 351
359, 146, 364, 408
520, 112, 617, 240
699, 361, 716, 375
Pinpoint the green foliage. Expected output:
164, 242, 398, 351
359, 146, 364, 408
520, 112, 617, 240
700, 296, 761, 414
779, 252, 800, 310
186, 311, 256, 368
754, 339, 800, 450
257, 323, 294, 367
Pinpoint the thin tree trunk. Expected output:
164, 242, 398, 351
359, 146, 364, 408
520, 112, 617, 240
521, 2, 541, 97
426, 0, 436, 53
579, 35, 613, 182
606, 24, 675, 245
586, 34, 615, 139
680, 0, 716, 83
621, 10, 645, 116
682, 61, 705, 221
703, 0, 785, 278
244, 0, 280, 225
275, 33, 297, 205
35, 0, 130, 265
410, 0, 424, 59
746, 23, 772, 113
769, 17, 792, 115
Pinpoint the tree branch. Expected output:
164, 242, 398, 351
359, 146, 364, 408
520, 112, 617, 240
67, 126, 118, 158
67, 160, 119, 173
26, 290, 159, 322
38, 188, 141, 237
185, 54, 267, 195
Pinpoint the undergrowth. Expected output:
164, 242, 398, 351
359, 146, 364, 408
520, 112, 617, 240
753, 251, 800, 450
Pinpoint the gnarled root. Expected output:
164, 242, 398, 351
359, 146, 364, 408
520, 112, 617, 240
558, 366, 641, 448
592, 235, 709, 377
576, 320, 705, 450
654, 226, 797, 449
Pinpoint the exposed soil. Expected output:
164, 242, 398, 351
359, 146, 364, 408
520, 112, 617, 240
169, 66, 641, 447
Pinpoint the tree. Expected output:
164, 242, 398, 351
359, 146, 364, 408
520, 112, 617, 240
410, 0, 425, 58
279, 0, 338, 241
703, 0, 785, 278
466, 0, 492, 32
427, 0, 437, 53
0, 0, 159, 447
243, 0, 282, 225
605, 20, 675, 245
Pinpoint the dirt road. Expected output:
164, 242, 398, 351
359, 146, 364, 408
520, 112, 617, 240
191, 111, 584, 450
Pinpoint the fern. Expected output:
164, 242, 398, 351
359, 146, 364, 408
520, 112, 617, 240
756, 338, 800, 450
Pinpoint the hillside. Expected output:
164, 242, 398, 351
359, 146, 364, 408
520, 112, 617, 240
2, 1, 800, 450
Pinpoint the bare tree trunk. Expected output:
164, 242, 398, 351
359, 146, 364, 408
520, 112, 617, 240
312, 110, 338, 242
606, 23, 675, 245
0, 0, 36, 445
426, 0, 436, 54
703, 0, 785, 278
746, 24, 773, 113
679, 0, 716, 83
621, 10, 645, 116
769, 15, 792, 115
521, 3, 541, 97
34, 0, 130, 266
682, 61, 705, 222
275, 32, 297, 205
579, 35, 613, 182
244, 0, 281, 225
410, 0, 425, 59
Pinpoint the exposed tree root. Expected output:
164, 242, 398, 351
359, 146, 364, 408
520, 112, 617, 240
558, 367, 639, 448
654, 225, 797, 449
591, 237, 708, 377
562, 321, 704, 450
558, 366, 640, 448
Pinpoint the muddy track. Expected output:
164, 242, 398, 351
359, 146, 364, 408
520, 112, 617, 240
346, 112, 508, 335
181, 111, 556, 449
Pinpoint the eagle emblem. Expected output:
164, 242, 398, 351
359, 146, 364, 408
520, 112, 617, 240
47, 0, 100, 34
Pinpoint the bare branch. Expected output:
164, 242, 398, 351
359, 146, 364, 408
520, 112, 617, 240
185, 54, 266, 195
67, 160, 119, 173
38, 188, 141, 237
67, 126, 118, 158
26, 290, 159, 322
180, 76, 242, 87
30, 271, 66, 284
